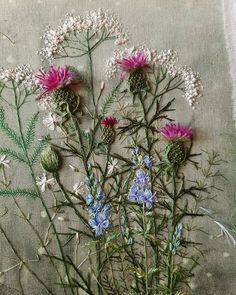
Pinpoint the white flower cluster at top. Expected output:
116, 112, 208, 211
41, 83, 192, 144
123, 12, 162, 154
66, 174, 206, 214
157, 49, 203, 109
39, 8, 129, 61
0, 65, 36, 90
106, 47, 203, 109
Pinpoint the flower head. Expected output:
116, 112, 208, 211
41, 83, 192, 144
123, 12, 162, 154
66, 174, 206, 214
139, 189, 156, 209
89, 212, 110, 237
128, 185, 156, 209
160, 122, 192, 141
0, 155, 10, 169
0, 65, 36, 90
100, 116, 118, 126
36, 173, 56, 192
107, 158, 119, 175
116, 51, 149, 79
106, 46, 157, 80
39, 9, 129, 61
133, 169, 150, 186
36, 65, 73, 94
42, 112, 62, 132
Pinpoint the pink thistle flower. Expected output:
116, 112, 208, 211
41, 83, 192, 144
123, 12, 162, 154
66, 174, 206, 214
36, 65, 73, 95
116, 51, 149, 80
160, 122, 192, 141
101, 116, 118, 126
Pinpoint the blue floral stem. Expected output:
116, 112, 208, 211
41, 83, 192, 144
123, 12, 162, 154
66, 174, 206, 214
137, 92, 159, 287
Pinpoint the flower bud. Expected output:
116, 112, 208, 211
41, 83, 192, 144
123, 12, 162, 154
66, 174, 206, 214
165, 141, 186, 166
40, 145, 61, 173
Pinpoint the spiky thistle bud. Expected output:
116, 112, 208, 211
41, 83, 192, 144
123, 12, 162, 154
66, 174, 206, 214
52, 86, 79, 113
41, 145, 61, 173
165, 141, 186, 166
128, 68, 147, 94
101, 116, 118, 145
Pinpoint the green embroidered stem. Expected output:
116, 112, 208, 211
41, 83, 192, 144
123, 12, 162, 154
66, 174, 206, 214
142, 205, 149, 295
167, 169, 177, 294
12, 83, 75, 295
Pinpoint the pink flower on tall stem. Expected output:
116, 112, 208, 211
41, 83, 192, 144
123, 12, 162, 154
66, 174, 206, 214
36, 65, 73, 96
116, 51, 149, 80
160, 122, 192, 141
101, 116, 118, 126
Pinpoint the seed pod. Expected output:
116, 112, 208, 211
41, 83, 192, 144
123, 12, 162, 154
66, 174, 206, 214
100, 116, 118, 146
101, 125, 116, 145
128, 68, 147, 94
165, 141, 186, 166
52, 86, 78, 113
41, 145, 61, 173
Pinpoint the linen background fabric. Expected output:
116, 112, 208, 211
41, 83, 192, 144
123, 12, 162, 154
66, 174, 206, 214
0, 0, 235, 294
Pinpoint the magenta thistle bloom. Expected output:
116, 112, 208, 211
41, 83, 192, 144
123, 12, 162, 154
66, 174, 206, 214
116, 51, 149, 80
160, 122, 192, 140
101, 116, 118, 126
36, 65, 73, 94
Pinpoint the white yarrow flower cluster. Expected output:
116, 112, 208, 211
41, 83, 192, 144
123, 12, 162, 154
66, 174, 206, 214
0, 65, 36, 90
180, 66, 203, 109
156, 49, 203, 108
105, 45, 158, 79
39, 8, 129, 61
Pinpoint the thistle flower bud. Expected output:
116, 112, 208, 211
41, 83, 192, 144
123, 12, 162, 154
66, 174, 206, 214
52, 86, 79, 113
128, 68, 147, 94
100, 116, 118, 145
41, 145, 61, 173
165, 141, 186, 166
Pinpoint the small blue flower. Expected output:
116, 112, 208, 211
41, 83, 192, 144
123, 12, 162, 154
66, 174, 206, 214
85, 193, 93, 206
139, 189, 156, 209
87, 200, 102, 216
128, 185, 140, 202
143, 155, 153, 168
133, 169, 149, 186
89, 213, 110, 236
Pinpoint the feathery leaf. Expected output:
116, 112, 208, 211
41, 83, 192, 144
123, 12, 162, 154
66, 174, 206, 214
30, 135, 50, 165
0, 189, 39, 198
0, 106, 23, 148
100, 82, 122, 116
0, 147, 27, 164
25, 112, 39, 148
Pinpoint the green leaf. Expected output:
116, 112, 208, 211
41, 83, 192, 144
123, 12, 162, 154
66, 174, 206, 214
0, 147, 27, 164
0, 106, 23, 148
100, 82, 122, 116
25, 112, 39, 148
0, 189, 39, 198
30, 135, 50, 165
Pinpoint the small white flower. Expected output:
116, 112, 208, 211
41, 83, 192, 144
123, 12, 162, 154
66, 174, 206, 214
107, 158, 120, 175
36, 173, 55, 192
43, 112, 62, 133
73, 182, 84, 195
0, 155, 10, 168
